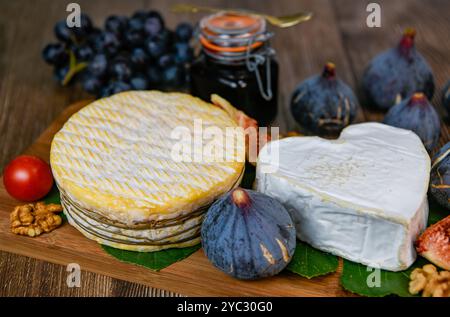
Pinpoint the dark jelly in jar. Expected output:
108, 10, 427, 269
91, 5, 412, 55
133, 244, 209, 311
190, 12, 278, 126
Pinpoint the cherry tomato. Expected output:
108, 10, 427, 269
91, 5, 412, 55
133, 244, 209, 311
3, 155, 53, 201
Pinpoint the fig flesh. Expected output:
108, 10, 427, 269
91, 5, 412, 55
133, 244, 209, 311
416, 216, 450, 270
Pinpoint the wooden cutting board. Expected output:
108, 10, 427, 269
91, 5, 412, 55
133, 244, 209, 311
0, 100, 352, 297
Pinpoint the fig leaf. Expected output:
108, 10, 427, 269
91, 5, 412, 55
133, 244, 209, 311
286, 240, 339, 279
340, 257, 430, 297
102, 244, 201, 271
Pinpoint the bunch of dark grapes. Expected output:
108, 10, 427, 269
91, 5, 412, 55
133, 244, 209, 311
42, 11, 194, 97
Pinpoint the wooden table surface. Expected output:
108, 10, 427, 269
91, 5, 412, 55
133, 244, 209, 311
0, 0, 449, 297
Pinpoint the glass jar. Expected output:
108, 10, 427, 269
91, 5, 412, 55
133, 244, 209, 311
190, 12, 278, 126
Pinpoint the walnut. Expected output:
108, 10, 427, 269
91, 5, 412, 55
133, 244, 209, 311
10, 202, 63, 237
409, 264, 450, 297
10, 204, 34, 227
35, 212, 62, 232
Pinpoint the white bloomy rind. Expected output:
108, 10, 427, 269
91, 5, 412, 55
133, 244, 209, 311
256, 122, 430, 271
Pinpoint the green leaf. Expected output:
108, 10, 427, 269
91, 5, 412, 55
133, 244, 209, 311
286, 240, 339, 278
240, 162, 256, 189
427, 197, 447, 225
340, 257, 430, 297
43, 185, 61, 204
102, 244, 201, 271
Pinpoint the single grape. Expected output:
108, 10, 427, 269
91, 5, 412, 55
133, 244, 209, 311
110, 81, 132, 94
174, 42, 194, 64
113, 53, 131, 64
53, 66, 69, 83
91, 35, 105, 52
82, 74, 103, 94
130, 47, 149, 67
99, 82, 114, 97
42, 43, 68, 65
144, 16, 164, 37
158, 53, 175, 69
54, 20, 73, 43
72, 13, 93, 39
145, 38, 166, 59
81, 13, 93, 29
155, 29, 174, 47
99, 31, 121, 56
147, 66, 162, 85
162, 65, 185, 86
175, 22, 193, 42
105, 15, 128, 36
86, 27, 102, 47
128, 17, 144, 32
88, 54, 108, 77
74, 44, 94, 61
109, 60, 132, 81
124, 29, 144, 48
130, 75, 149, 90
148, 11, 164, 27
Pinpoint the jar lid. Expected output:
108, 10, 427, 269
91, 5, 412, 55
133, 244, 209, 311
199, 11, 267, 53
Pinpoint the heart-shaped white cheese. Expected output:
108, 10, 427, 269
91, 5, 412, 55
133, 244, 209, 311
256, 123, 430, 271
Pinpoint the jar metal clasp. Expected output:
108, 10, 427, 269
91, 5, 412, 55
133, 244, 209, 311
245, 32, 275, 101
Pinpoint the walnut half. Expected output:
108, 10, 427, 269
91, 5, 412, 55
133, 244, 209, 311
409, 264, 450, 297
10, 202, 63, 237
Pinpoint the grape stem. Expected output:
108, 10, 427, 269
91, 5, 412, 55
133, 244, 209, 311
62, 51, 87, 86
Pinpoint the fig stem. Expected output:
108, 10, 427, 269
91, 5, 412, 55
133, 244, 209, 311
404, 27, 416, 38
322, 62, 336, 79
399, 28, 416, 53
411, 92, 426, 103
232, 188, 251, 209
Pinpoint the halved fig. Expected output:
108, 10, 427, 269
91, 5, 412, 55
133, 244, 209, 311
416, 216, 450, 270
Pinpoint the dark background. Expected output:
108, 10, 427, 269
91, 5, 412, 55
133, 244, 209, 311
0, 0, 449, 296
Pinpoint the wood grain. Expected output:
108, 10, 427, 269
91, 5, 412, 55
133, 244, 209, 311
0, 0, 449, 296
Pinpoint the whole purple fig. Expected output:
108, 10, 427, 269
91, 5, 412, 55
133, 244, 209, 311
383, 92, 440, 152
363, 28, 435, 110
429, 142, 450, 210
202, 188, 296, 280
443, 80, 450, 116
290, 62, 358, 136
